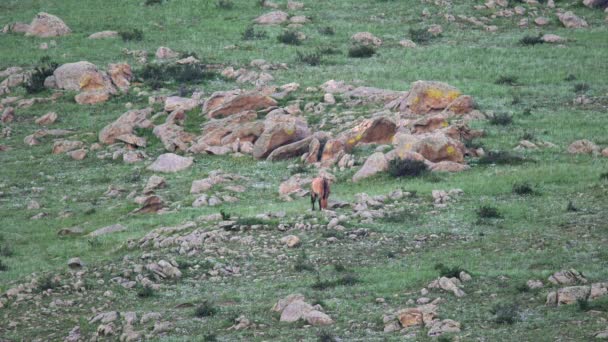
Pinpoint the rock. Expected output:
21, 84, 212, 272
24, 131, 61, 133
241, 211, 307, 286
152, 123, 194, 152
278, 174, 311, 198
88, 224, 126, 237
320, 80, 354, 94
430, 276, 466, 297
90, 311, 119, 324
393, 132, 465, 163
2, 22, 30, 34
252, 113, 310, 159
190, 179, 213, 194
547, 286, 591, 305
254, 11, 289, 25
429, 161, 470, 172
527, 279, 544, 289
99, 108, 152, 144
88, 30, 118, 39
352, 152, 388, 182
123, 151, 146, 163
96, 324, 114, 336
152, 321, 172, 335
205, 91, 277, 119
287, 0, 304, 9
147, 153, 193, 173
53, 61, 114, 92
280, 235, 301, 248
548, 269, 588, 285
289, 15, 309, 24
192, 194, 209, 207
155, 46, 179, 59
567, 140, 599, 154
52, 140, 84, 154
1, 107, 14, 123
389, 80, 471, 115
147, 260, 182, 279
427, 319, 461, 337
120, 324, 141, 342
67, 149, 87, 160
558, 11, 588, 28
583, 0, 608, 8
534, 17, 549, 26
343, 115, 397, 151
35, 112, 58, 125
26, 12, 71, 37
140, 312, 162, 324
351, 32, 382, 46
164, 96, 198, 112
427, 24, 443, 35
132, 195, 164, 214
399, 39, 417, 48
107, 63, 132, 92
272, 294, 306, 312
144, 175, 166, 194
542, 34, 566, 43
280, 300, 314, 322
324, 93, 336, 104
304, 310, 334, 326
267, 135, 317, 161
75, 90, 110, 105
67, 257, 83, 269
65, 326, 81, 342
596, 329, 608, 339
459, 271, 472, 282
57, 227, 84, 235
116, 134, 146, 148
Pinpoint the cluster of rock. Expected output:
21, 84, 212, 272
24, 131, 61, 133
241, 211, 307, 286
383, 303, 460, 337
272, 294, 334, 326
544, 269, 608, 306
2, 12, 71, 37
567, 139, 608, 157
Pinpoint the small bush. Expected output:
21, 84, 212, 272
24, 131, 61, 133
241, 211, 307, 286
477, 206, 503, 219
520, 132, 535, 141
577, 297, 608, 312
137, 284, 155, 298
478, 151, 526, 165
491, 303, 519, 324
290, 163, 309, 175
296, 50, 322, 66
566, 201, 578, 212
24, 57, 58, 94
381, 210, 419, 224
318, 26, 335, 35
495, 75, 518, 86
388, 159, 428, 177
434, 263, 467, 278
336, 274, 359, 286
348, 45, 376, 58
277, 31, 301, 45
119, 29, 144, 42
138, 63, 216, 89
220, 209, 231, 220
519, 35, 544, 45
242, 26, 267, 40
294, 249, 315, 272
489, 113, 513, 126
0, 244, 13, 257
564, 74, 577, 81
144, 0, 163, 5
216, 0, 234, 9
317, 330, 337, 342
195, 301, 218, 317
600, 172, 608, 180
409, 28, 434, 44
333, 263, 346, 272
512, 182, 536, 196
577, 298, 590, 311
203, 333, 218, 342
0, 259, 7, 271
573, 83, 590, 93
312, 274, 359, 290
318, 47, 341, 55
38, 274, 58, 292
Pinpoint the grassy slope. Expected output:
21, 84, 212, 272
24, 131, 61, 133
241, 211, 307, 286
1, 0, 607, 340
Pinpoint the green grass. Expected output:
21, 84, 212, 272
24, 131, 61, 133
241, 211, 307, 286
0, 0, 607, 340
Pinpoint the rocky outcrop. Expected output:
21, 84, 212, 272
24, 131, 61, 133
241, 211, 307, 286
392, 132, 466, 163
252, 113, 310, 159
204, 90, 277, 119
146, 153, 193, 173
99, 108, 153, 144
387, 81, 473, 115
26, 13, 71, 37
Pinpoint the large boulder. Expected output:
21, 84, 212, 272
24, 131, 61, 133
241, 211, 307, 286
147, 153, 193, 173
252, 113, 310, 159
88, 31, 118, 39
107, 63, 132, 92
205, 91, 277, 119
152, 123, 195, 152
75, 90, 110, 105
268, 132, 330, 161
26, 13, 71, 37
557, 11, 588, 28
393, 132, 465, 163
319, 138, 346, 166
53, 62, 114, 92
99, 108, 153, 144
164, 96, 198, 112
254, 11, 289, 25
388, 81, 473, 115
190, 111, 263, 152
343, 115, 397, 151
567, 139, 599, 154
352, 152, 388, 182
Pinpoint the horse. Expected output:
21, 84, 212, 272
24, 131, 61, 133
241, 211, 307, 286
310, 176, 330, 211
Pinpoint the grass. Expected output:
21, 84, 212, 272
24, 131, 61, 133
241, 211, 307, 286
195, 301, 218, 317
277, 31, 302, 46
477, 206, 503, 219
348, 45, 376, 58
0, 0, 607, 340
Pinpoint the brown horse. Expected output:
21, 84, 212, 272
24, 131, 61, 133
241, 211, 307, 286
310, 177, 330, 211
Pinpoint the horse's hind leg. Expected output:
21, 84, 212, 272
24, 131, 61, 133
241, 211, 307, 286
311, 194, 317, 211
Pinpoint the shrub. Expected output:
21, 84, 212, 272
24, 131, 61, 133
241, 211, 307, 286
573, 83, 590, 93
564, 74, 577, 81
381, 210, 418, 224
119, 29, 144, 42
512, 182, 536, 196
203, 333, 218, 342
333, 263, 346, 272
519, 35, 544, 45
477, 206, 503, 219
220, 209, 231, 220
317, 330, 337, 342
294, 249, 315, 272
312, 274, 359, 290
296, 50, 322, 66
489, 113, 513, 126
318, 26, 335, 35
216, 0, 234, 9
242, 26, 267, 40
491, 303, 519, 324
520, 132, 535, 141
0, 259, 7, 271
277, 31, 301, 45
566, 201, 578, 212
290, 163, 309, 175
388, 159, 428, 177
144, 0, 163, 5
348, 45, 376, 58
409, 28, 433, 44
478, 151, 526, 165
137, 284, 155, 298
24, 56, 58, 94
38, 274, 58, 292
138, 63, 216, 89
195, 301, 218, 317
434, 263, 467, 278
600, 172, 608, 181
318, 47, 341, 55
0, 243, 13, 257
495, 75, 518, 86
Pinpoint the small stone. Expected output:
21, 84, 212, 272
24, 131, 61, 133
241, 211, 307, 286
280, 235, 301, 248
68, 257, 83, 269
